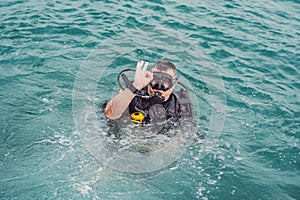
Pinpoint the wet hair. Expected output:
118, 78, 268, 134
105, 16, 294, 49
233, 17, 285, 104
151, 60, 176, 72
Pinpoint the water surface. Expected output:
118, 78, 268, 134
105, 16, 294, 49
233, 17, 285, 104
0, 0, 299, 199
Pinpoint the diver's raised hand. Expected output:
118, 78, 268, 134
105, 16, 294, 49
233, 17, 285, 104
133, 60, 153, 90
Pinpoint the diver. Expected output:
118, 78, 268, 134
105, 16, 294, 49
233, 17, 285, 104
104, 60, 193, 132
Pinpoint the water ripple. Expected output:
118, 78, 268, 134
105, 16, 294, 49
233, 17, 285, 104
0, 0, 299, 199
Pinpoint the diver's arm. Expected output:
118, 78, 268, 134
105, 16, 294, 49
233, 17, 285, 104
104, 86, 139, 120
105, 61, 153, 120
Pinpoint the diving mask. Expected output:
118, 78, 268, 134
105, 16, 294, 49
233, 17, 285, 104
149, 72, 177, 91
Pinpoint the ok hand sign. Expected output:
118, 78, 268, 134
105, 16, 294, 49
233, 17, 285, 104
133, 61, 153, 90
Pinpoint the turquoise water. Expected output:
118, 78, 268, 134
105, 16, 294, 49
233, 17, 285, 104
1, 0, 299, 199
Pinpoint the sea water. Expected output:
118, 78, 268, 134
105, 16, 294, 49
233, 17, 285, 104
0, 0, 299, 199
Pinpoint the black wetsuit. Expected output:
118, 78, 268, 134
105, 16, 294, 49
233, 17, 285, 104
128, 93, 181, 124
103, 87, 193, 136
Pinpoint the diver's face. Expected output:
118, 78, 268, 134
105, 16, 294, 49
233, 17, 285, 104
148, 68, 177, 101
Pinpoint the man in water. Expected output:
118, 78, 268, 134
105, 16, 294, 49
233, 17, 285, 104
105, 60, 184, 124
